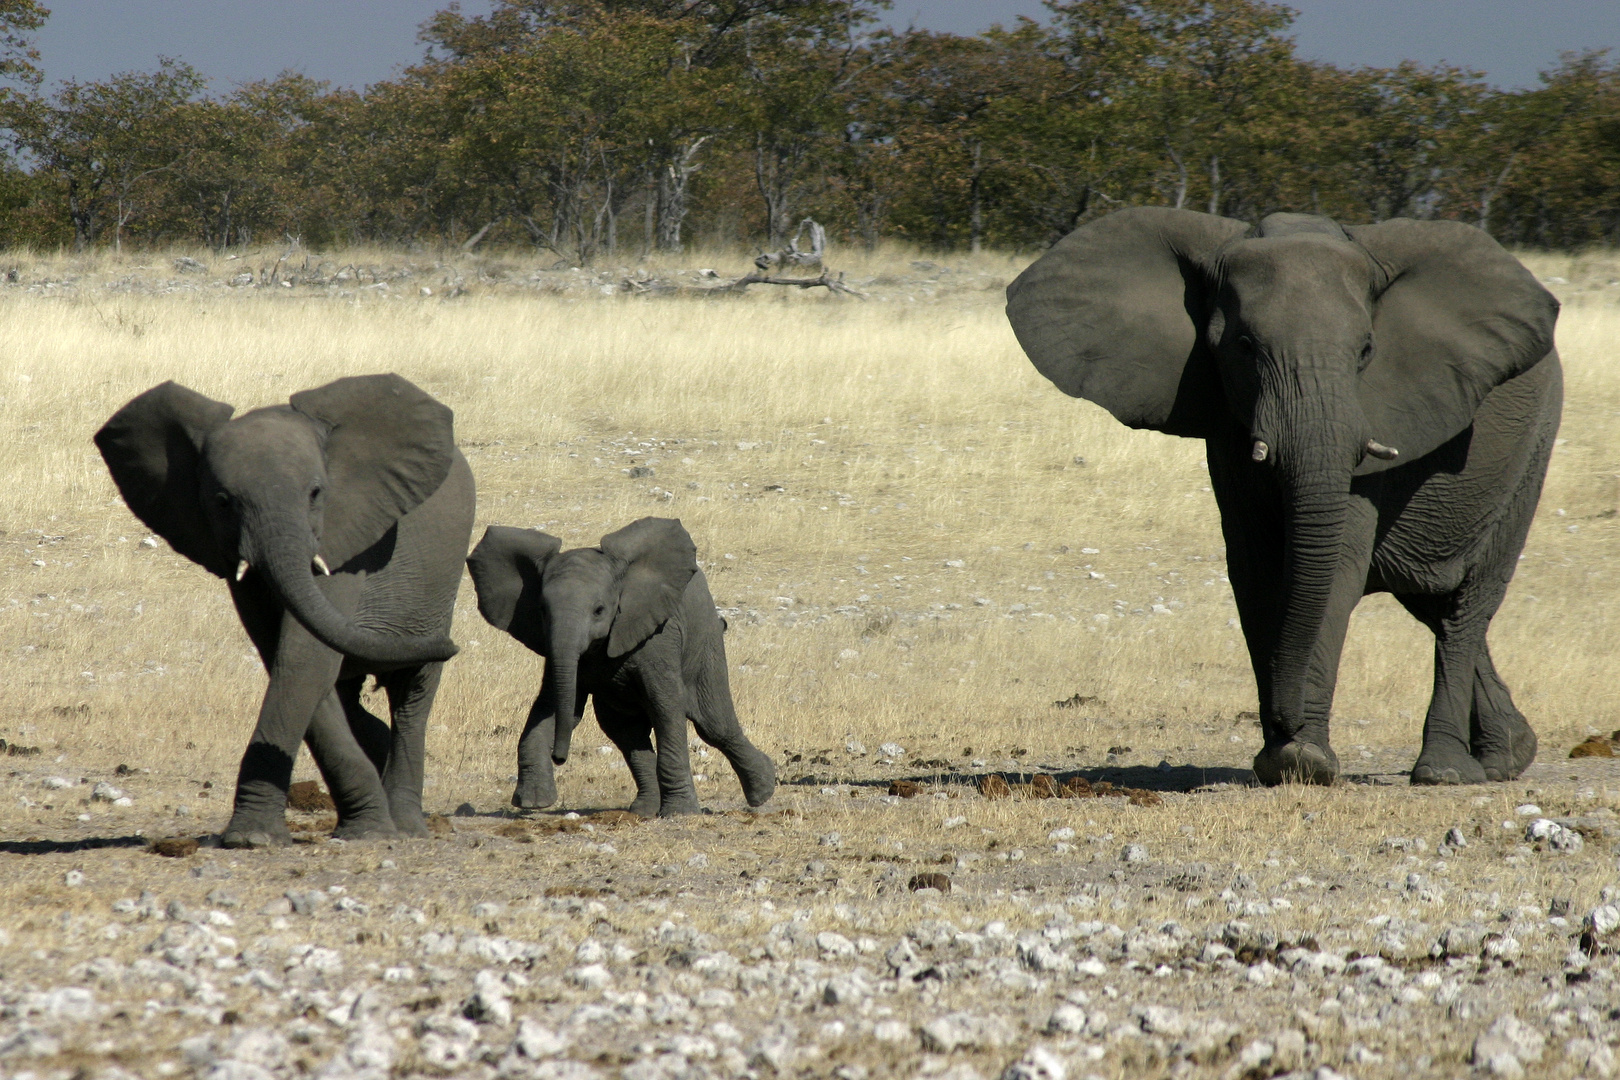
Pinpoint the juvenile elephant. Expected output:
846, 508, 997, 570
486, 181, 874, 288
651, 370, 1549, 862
95, 374, 474, 845
1007, 209, 1560, 787
465, 517, 775, 816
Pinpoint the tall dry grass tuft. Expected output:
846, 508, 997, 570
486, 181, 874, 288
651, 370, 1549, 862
0, 246, 1615, 811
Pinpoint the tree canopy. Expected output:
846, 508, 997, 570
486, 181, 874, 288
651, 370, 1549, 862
2, 0, 1617, 255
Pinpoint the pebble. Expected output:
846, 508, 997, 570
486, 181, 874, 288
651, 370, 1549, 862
1120, 843, 1148, 863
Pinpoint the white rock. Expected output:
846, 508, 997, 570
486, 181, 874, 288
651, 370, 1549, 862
816, 931, 856, 959
510, 1018, 569, 1059
91, 782, 124, 802
1516, 804, 1543, 817
1001, 1046, 1067, 1080
1472, 1015, 1545, 1077
920, 1012, 1014, 1052
569, 963, 613, 990
575, 939, 608, 965
1121, 843, 1148, 863
1588, 905, 1620, 936
1046, 1004, 1088, 1035
879, 742, 904, 758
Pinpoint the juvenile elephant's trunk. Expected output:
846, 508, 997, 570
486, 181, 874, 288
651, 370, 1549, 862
548, 654, 583, 765
252, 520, 457, 665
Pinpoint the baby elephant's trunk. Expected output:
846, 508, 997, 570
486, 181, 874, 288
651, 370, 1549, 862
548, 655, 582, 765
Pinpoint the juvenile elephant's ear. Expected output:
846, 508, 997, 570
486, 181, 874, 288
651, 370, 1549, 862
466, 526, 562, 655
290, 373, 456, 569
1006, 207, 1250, 439
94, 381, 235, 575
599, 517, 698, 658
1348, 219, 1559, 473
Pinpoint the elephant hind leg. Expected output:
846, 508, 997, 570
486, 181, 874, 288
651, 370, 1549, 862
336, 676, 390, 778
306, 689, 397, 839
594, 697, 660, 818
1471, 647, 1536, 781
1395, 591, 1491, 786
689, 667, 775, 807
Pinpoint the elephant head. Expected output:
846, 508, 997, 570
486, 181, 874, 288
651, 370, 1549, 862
465, 517, 698, 764
95, 373, 460, 665
1006, 207, 1557, 746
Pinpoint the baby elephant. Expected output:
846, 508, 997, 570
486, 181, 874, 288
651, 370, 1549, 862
466, 517, 775, 817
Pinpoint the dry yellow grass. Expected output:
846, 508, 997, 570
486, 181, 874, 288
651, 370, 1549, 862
0, 246, 1616, 808
0, 246, 1619, 1079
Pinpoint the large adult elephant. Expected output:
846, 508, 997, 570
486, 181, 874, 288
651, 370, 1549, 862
1006, 209, 1561, 786
95, 374, 475, 844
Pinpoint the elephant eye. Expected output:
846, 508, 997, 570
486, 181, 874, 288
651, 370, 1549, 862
594, 605, 606, 617
214, 491, 230, 506
309, 485, 322, 505
1358, 337, 1375, 372
1236, 334, 1256, 355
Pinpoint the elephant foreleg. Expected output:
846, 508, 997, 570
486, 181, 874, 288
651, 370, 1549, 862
689, 659, 775, 807
640, 665, 701, 816
224, 613, 345, 849
305, 689, 397, 839
512, 670, 559, 810
381, 662, 442, 836
594, 697, 660, 818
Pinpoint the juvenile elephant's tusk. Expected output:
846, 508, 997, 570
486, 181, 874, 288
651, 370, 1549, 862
1251, 440, 1269, 463
1365, 439, 1400, 461
312, 555, 331, 576
236, 559, 249, 582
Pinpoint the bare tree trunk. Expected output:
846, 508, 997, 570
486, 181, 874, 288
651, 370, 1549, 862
657, 136, 709, 253
1478, 152, 1518, 236
1207, 155, 1221, 216
643, 172, 655, 258
1166, 142, 1188, 210
969, 140, 984, 254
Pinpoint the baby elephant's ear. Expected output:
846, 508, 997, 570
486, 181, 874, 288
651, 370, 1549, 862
466, 526, 561, 655
599, 517, 698, 658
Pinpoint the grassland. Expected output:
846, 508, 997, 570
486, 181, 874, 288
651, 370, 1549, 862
0, 242, 1616, 1079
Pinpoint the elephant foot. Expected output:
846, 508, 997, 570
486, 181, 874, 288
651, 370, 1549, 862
511, 777, 557, 811
656, 795, 702, 817
391, 809, 430, 838
221, 820, 294, 849
627, 794, 661, 819
331, 813, 400, 841
1473, 717, 1537, 781
735, 751, 777, 808
1411, 745, 1489, 786
1253, 741, 1338, 787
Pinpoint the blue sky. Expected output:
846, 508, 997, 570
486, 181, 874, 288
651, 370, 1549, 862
34, 1, 1620, 92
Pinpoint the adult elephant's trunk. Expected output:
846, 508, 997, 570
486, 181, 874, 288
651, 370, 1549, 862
548, 653, 584, 765
1254, 408, 1358, 785
251, 519, 457, 665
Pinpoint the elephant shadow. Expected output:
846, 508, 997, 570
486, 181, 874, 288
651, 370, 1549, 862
0, 835, 150, 856
785, 762, 1257, 794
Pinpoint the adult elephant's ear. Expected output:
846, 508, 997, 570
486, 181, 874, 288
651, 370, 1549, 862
600, 517, 698, 658
466, 526, 561, 656
1348, 219, 1558, 473
1006, 207, 1249, 439
94, 382, 235, 576
291, 373, 456, 569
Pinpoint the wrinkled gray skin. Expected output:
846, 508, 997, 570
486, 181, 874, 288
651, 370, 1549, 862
95, 374, 474, 845
466, 517, 775, 816
1007, 209, 1561, 787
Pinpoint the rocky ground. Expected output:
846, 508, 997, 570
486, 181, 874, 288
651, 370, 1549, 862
2, 752, 1620, 1080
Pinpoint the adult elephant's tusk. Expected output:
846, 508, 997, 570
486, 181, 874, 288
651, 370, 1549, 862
1365, 439, 1399, 461
1251, 440, 1269, 462
236, 559, 250, 581
313, 555, 331, 576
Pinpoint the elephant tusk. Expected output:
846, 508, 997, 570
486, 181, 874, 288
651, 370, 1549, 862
312, 555, 331, 576
236, 559, 249, 582
1365, 439, 1399, 461
1251, 440, 1269, 463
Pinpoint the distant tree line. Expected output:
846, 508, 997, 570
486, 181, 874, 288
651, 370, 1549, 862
0, 0, 1616, 258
